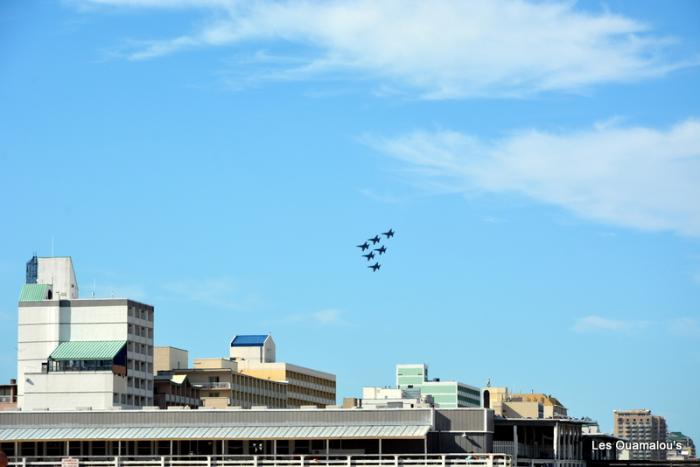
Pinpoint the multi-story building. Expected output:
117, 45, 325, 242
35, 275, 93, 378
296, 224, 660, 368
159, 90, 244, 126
153, 373, 201, 409
507, 393, 568, 419
0, 379, 17, 411
483, 386, 568, 419
614, 409, 667, 461
360, 387, 434, 409
170, 358, 287, 408
667, 431, 696, 460
232, 335, 336, 407
154, 346, 189, 373
17, 256, 154, 410
396, 364, 480, 408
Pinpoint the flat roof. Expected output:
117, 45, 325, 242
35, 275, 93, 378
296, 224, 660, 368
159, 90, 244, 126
0, 425, 430, 442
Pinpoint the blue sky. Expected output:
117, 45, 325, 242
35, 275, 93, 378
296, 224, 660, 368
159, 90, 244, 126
1, 0, 699, 442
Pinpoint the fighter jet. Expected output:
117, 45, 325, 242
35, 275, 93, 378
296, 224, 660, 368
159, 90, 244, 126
356, 242, 370, 251
368, 262, 381, 272
374, 245, 387, 255
362, 252, 375, 261
369, 235, 381, 244
382, 229, 395, 238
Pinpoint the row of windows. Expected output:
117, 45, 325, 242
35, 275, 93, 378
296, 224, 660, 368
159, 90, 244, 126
114, 392, 153, 406
288, 371, 336, 389
288, 387, 334, 401
127, 342, 154, 356
127, 377, 153, 390
128, 323, 153, 339
127, 359, 153, 373
128, 307, 154, 322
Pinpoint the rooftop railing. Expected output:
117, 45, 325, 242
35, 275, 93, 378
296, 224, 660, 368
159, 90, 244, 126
194, 382, 233, 390
8, 453, 512, 467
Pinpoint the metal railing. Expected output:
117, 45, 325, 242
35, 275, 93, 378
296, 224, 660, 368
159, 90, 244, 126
8, 453, 511, 467
194, 382, 233, 390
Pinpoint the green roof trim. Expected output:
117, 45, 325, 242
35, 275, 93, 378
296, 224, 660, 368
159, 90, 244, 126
19, 284, 51, 302
49, 341, 126, 361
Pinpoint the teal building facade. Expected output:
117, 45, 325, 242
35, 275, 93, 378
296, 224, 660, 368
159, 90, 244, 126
396, 364, 480, 408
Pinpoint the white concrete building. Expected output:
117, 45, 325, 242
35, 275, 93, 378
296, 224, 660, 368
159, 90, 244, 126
229, 334, 276, 363
361, 387, 434, 409
25, 255, 79, 299
17, 256, 154, 410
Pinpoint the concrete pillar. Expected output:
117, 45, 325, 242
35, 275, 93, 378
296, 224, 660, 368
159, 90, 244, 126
553, 424, 559, 460
513, 425, 518, 465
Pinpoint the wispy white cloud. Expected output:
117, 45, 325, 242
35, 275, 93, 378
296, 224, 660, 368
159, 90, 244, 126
276, 308, 349, 326
161, 277, 252, 310
311, 309, 347, 326
371, 119, 700, 236
573, 315, 700, 336
74, 0, 694, 97
573, 315, 648, 333
667, 317, 700, 337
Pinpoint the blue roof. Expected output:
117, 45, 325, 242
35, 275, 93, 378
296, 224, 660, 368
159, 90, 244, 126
231, 335, 268, 347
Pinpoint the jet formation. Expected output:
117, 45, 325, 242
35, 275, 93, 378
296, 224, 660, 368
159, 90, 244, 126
356, 229, 395, 271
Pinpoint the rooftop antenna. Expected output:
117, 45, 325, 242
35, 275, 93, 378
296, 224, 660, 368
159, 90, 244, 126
92, 279, 96, 298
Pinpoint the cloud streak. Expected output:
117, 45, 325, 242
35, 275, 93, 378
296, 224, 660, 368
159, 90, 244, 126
76, 0, 693, 97
371, 119, 700, 236
276, 308, 349, 326
574, 315, 700, 336
573, 315, 649, 333
161, 277, 251, 310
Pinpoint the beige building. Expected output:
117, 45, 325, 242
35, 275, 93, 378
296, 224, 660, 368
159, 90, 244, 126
154, 335, 336, 408
154, 346, 188, 374
483, 387, 568, 419
231, 335, 336, 407
168, 358, 287, 409
614, 409, 667, 461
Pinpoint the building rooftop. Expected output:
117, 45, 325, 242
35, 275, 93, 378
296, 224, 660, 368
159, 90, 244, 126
18, 284, 51, 302
49, 340, 126, 361
510, 393, 565, 408
231, 335, 269, 347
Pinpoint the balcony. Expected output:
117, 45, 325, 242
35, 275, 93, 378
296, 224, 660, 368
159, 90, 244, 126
195, 382, 232, 390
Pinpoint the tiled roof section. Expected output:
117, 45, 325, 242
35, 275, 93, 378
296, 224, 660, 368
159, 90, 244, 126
19, 284, 51, 302
49, 341, 126, 361
231, 335, 268, 347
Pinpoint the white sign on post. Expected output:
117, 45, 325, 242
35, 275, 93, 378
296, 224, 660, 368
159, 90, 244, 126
61, 457, 79, 467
